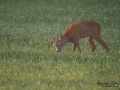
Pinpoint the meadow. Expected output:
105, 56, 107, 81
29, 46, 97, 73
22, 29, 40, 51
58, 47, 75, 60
0, 0, 120, 90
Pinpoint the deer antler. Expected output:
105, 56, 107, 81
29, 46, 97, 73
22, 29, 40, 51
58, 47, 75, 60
51, 35, 55, 41
57, 34, 59, 40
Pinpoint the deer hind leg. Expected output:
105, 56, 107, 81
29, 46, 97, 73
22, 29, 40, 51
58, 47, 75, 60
86, 37, 96, 52
93, 35, 109, 52
77, 43, 81, 53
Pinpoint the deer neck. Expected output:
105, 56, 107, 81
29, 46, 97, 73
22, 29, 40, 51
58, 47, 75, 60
60, 36, 68, 47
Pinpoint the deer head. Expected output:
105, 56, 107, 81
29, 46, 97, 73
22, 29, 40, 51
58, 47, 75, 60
52, 34, 65, 52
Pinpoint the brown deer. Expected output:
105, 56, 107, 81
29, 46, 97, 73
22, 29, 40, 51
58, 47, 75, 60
52, 20, 109, 53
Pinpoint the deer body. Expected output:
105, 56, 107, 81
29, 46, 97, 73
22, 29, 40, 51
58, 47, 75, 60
52, 20, 109, 52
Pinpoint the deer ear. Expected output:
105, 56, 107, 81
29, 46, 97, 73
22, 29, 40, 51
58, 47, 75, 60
51, 36, 55, 41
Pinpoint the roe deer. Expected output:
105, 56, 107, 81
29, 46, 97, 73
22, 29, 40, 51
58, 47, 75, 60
52, 20, 109, 53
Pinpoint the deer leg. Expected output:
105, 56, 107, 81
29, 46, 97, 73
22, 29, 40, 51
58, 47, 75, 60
72, 42, 81, 53
86, 37, 96, 52
72, 44, 76, 53
77, 43, 81, 53
93, 35, 109, 52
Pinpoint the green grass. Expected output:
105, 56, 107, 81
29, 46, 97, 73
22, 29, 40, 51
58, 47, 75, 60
0, 0, 120, 90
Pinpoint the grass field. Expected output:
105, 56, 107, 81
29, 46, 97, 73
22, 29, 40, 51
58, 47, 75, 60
0, 0, 120, 90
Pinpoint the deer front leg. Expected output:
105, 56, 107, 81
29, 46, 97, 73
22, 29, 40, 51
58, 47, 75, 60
72, 43, 76, 53
72, 42, 81, 53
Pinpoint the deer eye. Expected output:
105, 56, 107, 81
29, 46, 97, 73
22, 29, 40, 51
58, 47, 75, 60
58, 44, 61, 47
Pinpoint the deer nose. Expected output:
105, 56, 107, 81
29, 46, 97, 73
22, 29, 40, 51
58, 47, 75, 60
56, 48, 60, 52
56, 49, 59, 52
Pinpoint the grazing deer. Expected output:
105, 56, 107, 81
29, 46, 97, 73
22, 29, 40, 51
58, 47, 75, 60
52, 20, 109, 53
